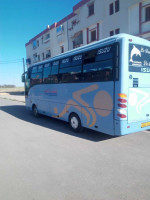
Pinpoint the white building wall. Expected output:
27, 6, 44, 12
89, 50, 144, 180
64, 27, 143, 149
128, 4, 139, 35
26, 28, 51, 66
25, 0, 150, 67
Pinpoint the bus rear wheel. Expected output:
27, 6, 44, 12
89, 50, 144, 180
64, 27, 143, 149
32, 105, 39, 117
69, 113, 81, 132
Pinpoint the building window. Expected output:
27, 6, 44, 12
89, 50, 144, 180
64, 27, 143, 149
33, 40, 39, 49
41, 37, 43, 44
61, 46, 64, 53
56, 25, 64, 34
72, 31, 83, 48
115, 0, 119, 13
45, 33, 50, 40
46, 50, 51, 58
115, 28, 120, 34
26, 58, 31, 65
38, 55, 40, 61
88, 3, 94, 16
110, 29, 120, 36
42, 53, 44, 60
110, 1, 119, 15
91, 29, 96, 42
109, 3, 114, 15
33, 53, 37, 63
110, 31, 114, 36
146, 6, 150, 22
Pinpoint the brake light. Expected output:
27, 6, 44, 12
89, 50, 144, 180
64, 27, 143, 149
117, 114, 126, 118
118, 104, 127, 108
117, 93, 127, 119
118, 99, 127, 103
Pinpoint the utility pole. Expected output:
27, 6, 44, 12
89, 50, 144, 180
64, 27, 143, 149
23, 58, 25, 74
22, 58, 26, 95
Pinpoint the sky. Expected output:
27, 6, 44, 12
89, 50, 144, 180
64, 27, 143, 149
0, 0, 81, 86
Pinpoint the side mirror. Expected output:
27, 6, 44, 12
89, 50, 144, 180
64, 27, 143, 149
21, 74, 25, 82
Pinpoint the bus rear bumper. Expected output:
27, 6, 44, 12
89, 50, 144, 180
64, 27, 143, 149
115, 120, 150, 136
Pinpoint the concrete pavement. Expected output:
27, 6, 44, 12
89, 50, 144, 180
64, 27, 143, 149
0, 90, 25, 102
0, 98, 150, 200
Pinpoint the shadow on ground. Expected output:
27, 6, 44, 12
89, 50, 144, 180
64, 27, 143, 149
0, 104, 115, 142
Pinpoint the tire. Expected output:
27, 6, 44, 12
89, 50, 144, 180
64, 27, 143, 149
32, 105, 39, 117
69, 113, 81, 132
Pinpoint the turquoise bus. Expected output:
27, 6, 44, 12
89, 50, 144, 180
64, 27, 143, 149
23, 34, 150, 136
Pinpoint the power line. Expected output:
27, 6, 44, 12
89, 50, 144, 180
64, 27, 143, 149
0, 59, 23, 64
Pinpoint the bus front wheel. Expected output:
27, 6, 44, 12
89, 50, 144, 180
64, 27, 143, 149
32, 105, 39, 117
69, 113, 81, 132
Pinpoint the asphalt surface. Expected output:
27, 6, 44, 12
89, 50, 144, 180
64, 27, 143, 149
0, 97, 150, 200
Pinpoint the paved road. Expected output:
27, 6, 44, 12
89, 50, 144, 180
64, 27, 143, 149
0, 98, 150, 200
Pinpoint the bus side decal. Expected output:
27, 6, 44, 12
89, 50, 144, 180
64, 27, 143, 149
53, 84, 113, 128
73, 84, 98, 127
53, 99, 90, 125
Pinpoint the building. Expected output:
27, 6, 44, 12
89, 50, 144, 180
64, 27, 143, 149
25, 0, 150, 67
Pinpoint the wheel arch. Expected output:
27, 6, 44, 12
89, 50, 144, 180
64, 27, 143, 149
32, 103, 36, 111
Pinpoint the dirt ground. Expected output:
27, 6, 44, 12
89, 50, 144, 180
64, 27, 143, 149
0, 87, 25, 102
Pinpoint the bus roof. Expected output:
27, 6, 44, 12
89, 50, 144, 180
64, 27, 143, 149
30, 33, 149, 68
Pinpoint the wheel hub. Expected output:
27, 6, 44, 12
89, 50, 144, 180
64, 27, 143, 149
71, 117, 78, 129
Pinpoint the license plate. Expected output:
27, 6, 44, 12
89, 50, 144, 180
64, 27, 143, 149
141, 122, 150, 128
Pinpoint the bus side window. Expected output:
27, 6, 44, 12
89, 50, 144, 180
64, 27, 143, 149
83, 54, 113, 82
50, 61, 59, 84
31, 66, 37, 86
59, 65, 82, 83
83, 50, 97, 82
30, 65, 43, 86
43, 63, 51, 84
59, 55, 82, 83
37, 65, 43, 84
82, 46, 116, 82
32, 66, 37, 73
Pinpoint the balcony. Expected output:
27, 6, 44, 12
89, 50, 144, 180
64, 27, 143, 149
68, 17, 80, 32
142, 20, 150, 33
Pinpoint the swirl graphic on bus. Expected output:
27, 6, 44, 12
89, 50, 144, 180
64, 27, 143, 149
129, 88, 150, 113
53, 84, 113, 128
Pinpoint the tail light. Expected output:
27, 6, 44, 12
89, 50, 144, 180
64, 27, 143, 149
118, 104, 127, 108
117, 114, 126, 118
117, 93, 127, 119
118, 99, 127, 103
